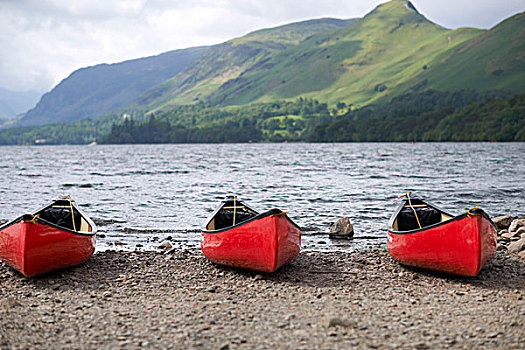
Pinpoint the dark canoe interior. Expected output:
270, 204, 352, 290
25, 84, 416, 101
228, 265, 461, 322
392, 198, 453, 232
206, 200, 258, 231
36, 200, 93, 233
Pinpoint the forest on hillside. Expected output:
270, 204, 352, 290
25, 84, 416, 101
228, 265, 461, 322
0, 90, 523, 145
309, 90, 525, 142
98, 90, 525, 144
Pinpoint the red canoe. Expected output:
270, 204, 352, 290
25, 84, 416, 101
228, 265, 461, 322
201, 196, 301, 272
0, 197, 97, 277
387, 193, 497, 276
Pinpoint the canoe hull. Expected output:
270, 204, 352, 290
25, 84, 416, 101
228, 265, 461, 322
0, 220, 96, 277
201, 214, 301, 273
387, 214, 497, 276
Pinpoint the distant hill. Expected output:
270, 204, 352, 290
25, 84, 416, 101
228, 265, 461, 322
0, 87, 41, 120
8, 47, 209, 128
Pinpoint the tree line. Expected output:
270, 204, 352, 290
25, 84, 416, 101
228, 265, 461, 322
0, 90, 523, 145
308, 91, 524, 142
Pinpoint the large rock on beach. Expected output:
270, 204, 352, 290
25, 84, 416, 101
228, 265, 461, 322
508, 219, 525, 233
507, 238, 525, 256
492, 215, 514, 229
329, 216, 354, 238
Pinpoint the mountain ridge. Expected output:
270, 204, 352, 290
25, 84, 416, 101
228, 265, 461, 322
4, 0, 523, 129
133, 0, 490, 110
133, 17, 356, 112
8, 46, 209, 128
204, 1, 478, 107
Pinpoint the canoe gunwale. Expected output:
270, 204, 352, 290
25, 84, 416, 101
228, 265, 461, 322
34, 217, 97, 237
386, 196, 496, 235
202, 208, 301, 234
0, 199, 97, 237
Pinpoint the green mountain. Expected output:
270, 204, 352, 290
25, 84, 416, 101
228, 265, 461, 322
419, 12, 525, 93
135, 0, 501, 110
8, 47, 209, 128
207, 0, 476, 107
133, 18, 356, 111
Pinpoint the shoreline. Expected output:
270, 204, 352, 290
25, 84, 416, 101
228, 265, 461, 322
1, 248, 523, 349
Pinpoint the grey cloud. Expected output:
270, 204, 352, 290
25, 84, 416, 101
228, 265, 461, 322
0, 0, 523, 93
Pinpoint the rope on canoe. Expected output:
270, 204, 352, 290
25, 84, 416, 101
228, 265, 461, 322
466, 206, 482, 217
233, 196, 236, 226
22, 216, 37, 224
399, 191, 422, 229
227, 194, 237, 226
66, 195, 77, 232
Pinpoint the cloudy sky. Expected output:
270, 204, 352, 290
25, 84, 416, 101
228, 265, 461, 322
1, 0, 523, 93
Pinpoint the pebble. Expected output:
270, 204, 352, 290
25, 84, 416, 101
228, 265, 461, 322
324, 316, 355, 328
158, 242, 172, 250
501, 231, 519, 240
0, 296, 19, 308
507, 239, 525, 254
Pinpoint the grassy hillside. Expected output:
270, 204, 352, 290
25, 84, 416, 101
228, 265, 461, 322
134, 0, 487, 111
207, 0, 482, 107
133, 18, 356, 111
419, 12, 525, 93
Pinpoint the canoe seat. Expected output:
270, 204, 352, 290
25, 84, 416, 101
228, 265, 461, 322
214, 209, 256, 230
39, 207, 81, 231
397, 206, 441, 231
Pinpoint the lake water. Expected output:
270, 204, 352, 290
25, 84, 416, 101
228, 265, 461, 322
0, 143, 523, 252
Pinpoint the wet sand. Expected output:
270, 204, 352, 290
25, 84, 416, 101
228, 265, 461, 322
0, 248, 524, 349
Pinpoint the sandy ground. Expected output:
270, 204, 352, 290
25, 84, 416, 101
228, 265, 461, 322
0, 248, 524, 349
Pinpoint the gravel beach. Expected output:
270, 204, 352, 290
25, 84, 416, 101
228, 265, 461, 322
0, 247, 523, 349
